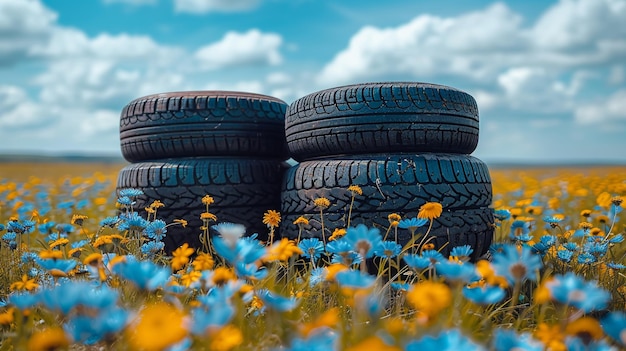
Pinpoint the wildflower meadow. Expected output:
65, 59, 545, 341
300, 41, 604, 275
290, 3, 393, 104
1, 162, 625, 350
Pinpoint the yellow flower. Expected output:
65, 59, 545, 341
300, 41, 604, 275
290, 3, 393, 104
10, 275, 39, 292
93, 234, 127, 248
534, 323, 566, 351
71, 214, 88, 225
574, 188, 589, 197
612, 196, 623, 207
533, 278, 554, 304
579, 222, 593, 230
383, 318, 406, 337
39, 249, 63, 260
127, 302, 188, 351
313, 197, 331, 209
200, 212, 218, 221
202, 195, 215, 205
262, 210, 281, 228
212, 267, 237, 286
597, 192, 612, 208
149, 200, 165, 208
325, 263, 348, 281
525, 206, 543, 215
264, 238, 303, 262
329, 228, 347, 241
173, 219, 188, 227
180, 270, 202, 287
171, 243, 195, 271
68, 247, 82, 258
27, 327, 69, 351
83, 253, 103, 266
561, 230, 573, 239
347, 185, 363, 196
12, 200, 24, 212
406, 281, 451, 317
250, 295, 264, 310
475, 260, 508, 288
595, 215, 610, 224
387, 213, 402, 223
192, 252, 214, 271
145, 206, 156, 214
565, 317, 603, 342
49, 238, 69, 249
421, 243, 435, 251
580, 209, 592, 217
209, 325, 243, 351
346, 336, 401, 351
107, 255, 127, 270
239, 284, 254, 296
509, 208, 522, 218
293, 216, 309, 226
590, 228, 604, 236
0, 308, 14, 325
417, 202, 443, 220
94, 197, 108, 206
300, 307, 340, 337
548, 198, 560, 210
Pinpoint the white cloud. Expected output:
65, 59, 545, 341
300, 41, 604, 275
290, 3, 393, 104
0, 0, 57, 65
497, 67, 546, 97
194, 29, 282, 70
0, 1, 286, 154
318, 0, 626, 86
574, 90, 626, 125
35, 59, 134, 108
266, 72, 292, 85
0, 85, 26, 109
495, 67, 594, 113
533, 0, 626, 50
471, 90, 499, 111
31, 29, 183, 64
473, 122, 542, 161
174, 0, 259, 13
79, 110, 120, 136
317, 3, 527, 85
0, 86, 47, 129
203, 80, 265, 95
553, 70, 594, 97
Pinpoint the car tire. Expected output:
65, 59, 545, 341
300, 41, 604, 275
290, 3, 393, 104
120, 91, 289, 162
285, 82, 479, 161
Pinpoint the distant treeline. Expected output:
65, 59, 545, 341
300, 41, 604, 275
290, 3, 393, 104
0, 154, 127, 164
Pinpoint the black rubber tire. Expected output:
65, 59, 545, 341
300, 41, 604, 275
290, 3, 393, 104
285, 82, 480, 161
120, 91, 289, 163
280, 154, 493, 260
116, 158, 284, 252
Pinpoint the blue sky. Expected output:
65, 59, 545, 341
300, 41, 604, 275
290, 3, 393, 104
1, 0, 626, 163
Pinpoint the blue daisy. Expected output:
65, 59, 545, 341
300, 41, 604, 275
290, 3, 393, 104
298, 238, 325, 260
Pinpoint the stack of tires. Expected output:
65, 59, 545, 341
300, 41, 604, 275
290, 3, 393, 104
280, 82, 494, 260
116, 91, 288, 252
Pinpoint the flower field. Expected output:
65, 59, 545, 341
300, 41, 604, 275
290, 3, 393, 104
1, 162, 625, 350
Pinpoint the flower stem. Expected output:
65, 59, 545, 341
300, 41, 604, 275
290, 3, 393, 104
347, 194, 355, 228
320, 209, 326, 246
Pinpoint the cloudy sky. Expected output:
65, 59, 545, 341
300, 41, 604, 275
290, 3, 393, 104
1, 0, 626, 163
